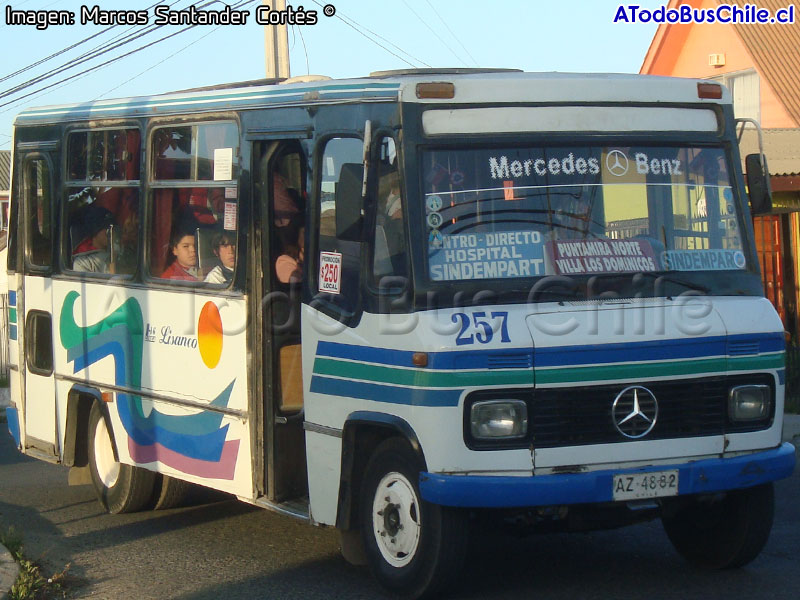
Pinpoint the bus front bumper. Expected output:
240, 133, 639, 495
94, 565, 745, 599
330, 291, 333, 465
419, 443, 796, 508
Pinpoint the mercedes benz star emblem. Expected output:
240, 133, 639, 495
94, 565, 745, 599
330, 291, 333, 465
612, 386, 658, 439
605, 150, 629, 177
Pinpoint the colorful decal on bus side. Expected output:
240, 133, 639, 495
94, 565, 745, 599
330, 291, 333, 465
8, 290, 17, 341
59, 291, 239, 479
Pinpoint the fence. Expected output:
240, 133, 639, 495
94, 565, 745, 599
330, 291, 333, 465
785, 345, 800, 413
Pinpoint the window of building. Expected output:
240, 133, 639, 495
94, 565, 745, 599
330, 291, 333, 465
65, 128, 141, 275
710, 69, 760, 122
149, 122, 239, 285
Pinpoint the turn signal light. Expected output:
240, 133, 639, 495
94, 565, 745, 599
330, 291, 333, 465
102, 391, 114, 403
416, 82, 455, 99
697, 82, 722, 99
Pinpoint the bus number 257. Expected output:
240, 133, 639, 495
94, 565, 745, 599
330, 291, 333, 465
452, 311, 510, 346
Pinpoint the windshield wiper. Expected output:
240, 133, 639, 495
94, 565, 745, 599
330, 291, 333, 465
632, 271, 711, 294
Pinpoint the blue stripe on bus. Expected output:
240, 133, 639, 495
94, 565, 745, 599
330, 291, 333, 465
8, 291, 16, 306
316, 333, 783, 371
309, 375, 462, 407
8, 325, 16, 341
533, 333, 784, 367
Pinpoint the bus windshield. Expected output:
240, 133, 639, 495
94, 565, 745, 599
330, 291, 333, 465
423, 145, 747, 284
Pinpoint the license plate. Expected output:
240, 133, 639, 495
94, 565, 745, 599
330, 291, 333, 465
612, 470, 679, 501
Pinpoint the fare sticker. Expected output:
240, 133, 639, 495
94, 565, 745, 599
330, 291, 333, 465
319, 251, 342, 294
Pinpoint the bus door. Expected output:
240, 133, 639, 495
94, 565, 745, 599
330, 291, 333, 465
252, 139, 308, 504
19, 151, 58, 457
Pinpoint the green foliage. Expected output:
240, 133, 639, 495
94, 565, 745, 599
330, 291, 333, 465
0, 526, 22, 556
1, 526, 69, 600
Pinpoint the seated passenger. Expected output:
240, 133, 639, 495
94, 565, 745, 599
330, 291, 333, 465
276, 219, 304, 284
71, 204, 115, 273
161, 229, 198, 281
205, 231, 236, 285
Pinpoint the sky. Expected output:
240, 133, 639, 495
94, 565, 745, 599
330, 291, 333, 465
0, 0, 667, 150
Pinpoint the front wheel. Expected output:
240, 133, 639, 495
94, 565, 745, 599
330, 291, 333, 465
360, 438, 468, 599
662, 483, 774, 569
88, 402, 156, 514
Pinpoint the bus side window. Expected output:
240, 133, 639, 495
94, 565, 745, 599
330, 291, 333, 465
24, 158, 52, 269
372, 136, 407, 285
148, 122, 240, 286
65, 129, 141, 276
316, 137, 364, 317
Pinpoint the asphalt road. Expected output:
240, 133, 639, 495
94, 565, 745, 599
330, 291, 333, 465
1, 429, 798, 600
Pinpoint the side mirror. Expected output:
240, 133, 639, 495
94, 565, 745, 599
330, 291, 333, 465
745, 153, 772, 215
335, 163, 365, 242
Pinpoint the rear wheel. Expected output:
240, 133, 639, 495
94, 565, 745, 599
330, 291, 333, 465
149, 474, 192, 510
662, 483, 774, 569
360, 438, 468, 599
88, 402, 156, 514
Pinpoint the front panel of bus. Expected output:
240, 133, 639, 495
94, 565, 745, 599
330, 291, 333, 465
302, 95, 791, 526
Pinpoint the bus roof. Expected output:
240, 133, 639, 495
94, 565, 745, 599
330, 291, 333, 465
13, 71, 730, 126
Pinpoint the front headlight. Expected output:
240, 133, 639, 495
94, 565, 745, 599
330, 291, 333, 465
470, 400, 528, 439
728, 385, 771, 421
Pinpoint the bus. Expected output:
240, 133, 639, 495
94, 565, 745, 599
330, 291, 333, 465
4, 69, 796, 599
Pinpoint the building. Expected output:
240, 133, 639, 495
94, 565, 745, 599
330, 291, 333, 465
0, 150, 9, 222
640, 0, 800, 339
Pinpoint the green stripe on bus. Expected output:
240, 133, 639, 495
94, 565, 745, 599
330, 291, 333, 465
535, 354, 784, 385
313, 358, 531, 388
8, 308, 16, 324
313, 353, 784, 389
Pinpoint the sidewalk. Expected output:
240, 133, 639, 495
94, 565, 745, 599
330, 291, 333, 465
0, 546, 17, 600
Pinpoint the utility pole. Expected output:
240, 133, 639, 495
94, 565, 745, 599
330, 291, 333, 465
263, 0, 290, 80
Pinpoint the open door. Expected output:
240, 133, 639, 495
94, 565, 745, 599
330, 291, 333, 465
19, 153, 58, 458
252, 140, 308, 504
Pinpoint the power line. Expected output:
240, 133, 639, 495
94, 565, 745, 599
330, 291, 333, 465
424, 0, 479, 67
0, 0, 259, 110
93, 23, 226, 100
0, 0, 183, 85
293, 25, 311, 76
401, 0, 468, 67
0, 0, 214, 100
309, 0, 429, 69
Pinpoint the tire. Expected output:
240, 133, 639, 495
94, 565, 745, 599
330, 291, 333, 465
662, 483, 774, 569
149, 474, 192, 511
359, 438, 468, 599
88, 402, 156, 514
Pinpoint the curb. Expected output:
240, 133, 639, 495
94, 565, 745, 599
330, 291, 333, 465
0, 543, 18, 600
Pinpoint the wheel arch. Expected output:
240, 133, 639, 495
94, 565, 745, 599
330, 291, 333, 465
335, 411, 425, 531
63, 385, 117, 467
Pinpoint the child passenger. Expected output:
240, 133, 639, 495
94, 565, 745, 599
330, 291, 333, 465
161, 229, 198, 281
205, 231, 236, 284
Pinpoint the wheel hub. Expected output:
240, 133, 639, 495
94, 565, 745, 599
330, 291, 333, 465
94, 416, 120, 488
372, 472, 421, 568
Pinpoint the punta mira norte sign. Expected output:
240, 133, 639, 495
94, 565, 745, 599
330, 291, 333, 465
547, 239, 658, 275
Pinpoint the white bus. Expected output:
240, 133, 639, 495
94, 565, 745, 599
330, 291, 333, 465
4, 70, 796, 598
